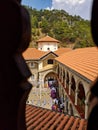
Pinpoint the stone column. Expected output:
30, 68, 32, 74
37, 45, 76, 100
64, 79, 66, 88
59, 67, 61, 79
85, 100, 89, 119
58, 83, 61, 97
61, 68, 63, 83
56, 65, 58, 74
69, 81, 72, 95
64, 96, 69, 114
75, 88, 79, 105
68, 102, 71, 115
41, 79, 44, 88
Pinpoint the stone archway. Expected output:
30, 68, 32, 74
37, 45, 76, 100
70, 76, 76, 103
71, 76, 76, 92
78, 82, 85, 116
39, 70, 57, 88
78, 82, 85, 104
44, 71, 58, 88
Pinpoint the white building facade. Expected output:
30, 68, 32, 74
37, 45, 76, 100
37, 35, 59, 52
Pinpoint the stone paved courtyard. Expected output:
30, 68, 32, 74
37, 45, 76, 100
27, 86, 53, 110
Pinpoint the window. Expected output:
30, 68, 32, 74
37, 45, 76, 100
47, 59, 53, 64
30, 62, 35, 68
47, 48, 50, 50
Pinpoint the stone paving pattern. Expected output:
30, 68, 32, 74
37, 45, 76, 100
27, 87, 53, 110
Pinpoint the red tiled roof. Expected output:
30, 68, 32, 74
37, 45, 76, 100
22, 48, 48, 60
56, 47, 98, 82
54, 48, 72, 56
37, 35, 60, 43
23, 48, 72, 60
26, 105, 87, 130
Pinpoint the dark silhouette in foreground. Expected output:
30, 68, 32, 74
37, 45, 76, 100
0, 0, 32, 130
87, 0, 98, 129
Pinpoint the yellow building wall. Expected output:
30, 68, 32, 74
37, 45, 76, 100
42, 54, 57, 67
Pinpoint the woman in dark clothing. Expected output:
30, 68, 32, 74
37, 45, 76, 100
0, 0, 31, 130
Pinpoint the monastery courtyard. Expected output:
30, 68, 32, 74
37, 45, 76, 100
27, 87, 53, 110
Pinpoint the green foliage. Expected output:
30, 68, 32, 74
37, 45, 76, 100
24, 5, 95, 48
31, 16, 38, 28
41, 18, 50, 33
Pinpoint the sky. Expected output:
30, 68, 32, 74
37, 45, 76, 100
22, 0, 93, 20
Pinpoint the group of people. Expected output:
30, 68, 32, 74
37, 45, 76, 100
52, 98, 64, 113
48, 80, 64, 113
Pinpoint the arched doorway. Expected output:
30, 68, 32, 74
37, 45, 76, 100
44, 72, 58, 88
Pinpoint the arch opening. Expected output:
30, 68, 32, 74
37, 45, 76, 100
44, 72, 58, 88
78, 82, 85, 115
71, 76, 76, 103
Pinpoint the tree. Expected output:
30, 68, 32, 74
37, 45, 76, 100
23, 7, 94, 49
31, 16, 38, 28
41, 18, 50, 33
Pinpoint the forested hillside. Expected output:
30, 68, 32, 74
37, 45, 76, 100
25, 6, 95, 49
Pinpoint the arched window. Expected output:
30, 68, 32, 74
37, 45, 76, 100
47, 59, 53, 64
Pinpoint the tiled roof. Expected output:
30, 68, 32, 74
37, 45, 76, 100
26, 105, 87, 130
22, 48, 48, 60
55, 47, 98, 82
37, 35, 60, 43
23, 48, 71, 60
54, 48, 72, 56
